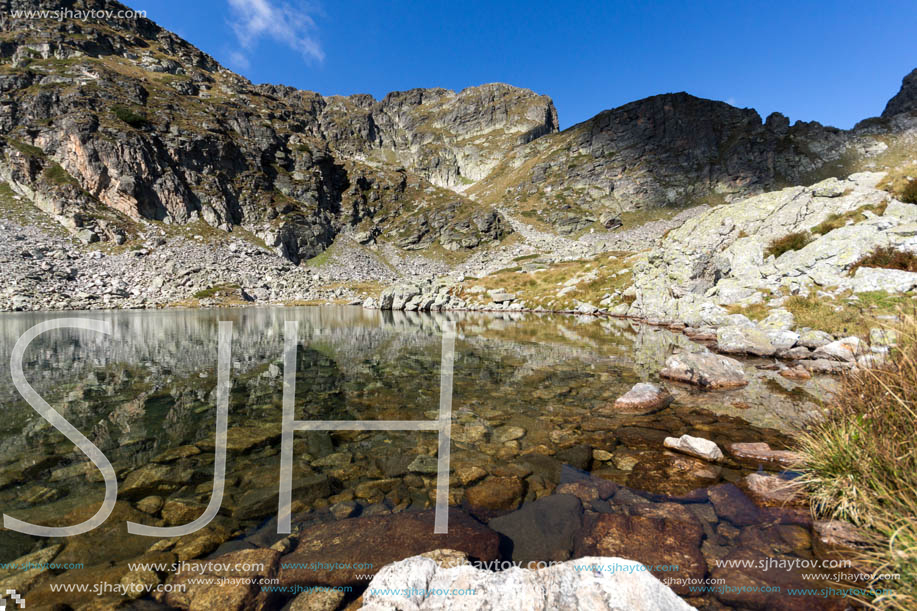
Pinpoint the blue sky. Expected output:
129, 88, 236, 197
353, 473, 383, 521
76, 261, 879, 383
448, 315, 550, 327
137, 0, 916, 130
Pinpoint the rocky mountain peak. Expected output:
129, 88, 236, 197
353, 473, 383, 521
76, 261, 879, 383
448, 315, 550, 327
882, 67, 917, 118
313, 82, 558, 190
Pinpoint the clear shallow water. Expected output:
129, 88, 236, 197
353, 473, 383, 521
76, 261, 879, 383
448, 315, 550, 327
0, 307, 846, 609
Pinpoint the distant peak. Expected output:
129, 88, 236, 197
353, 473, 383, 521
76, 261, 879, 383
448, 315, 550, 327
882, 67, 917, 118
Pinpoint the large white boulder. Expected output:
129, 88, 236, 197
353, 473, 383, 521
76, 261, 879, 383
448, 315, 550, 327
360, 555, 695, 611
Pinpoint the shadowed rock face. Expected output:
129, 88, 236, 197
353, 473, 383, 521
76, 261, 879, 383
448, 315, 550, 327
882, 68, 917, 118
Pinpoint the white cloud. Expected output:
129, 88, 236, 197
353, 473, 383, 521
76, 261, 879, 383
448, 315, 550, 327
227, 50, 251, 70
226, 0, 324, 67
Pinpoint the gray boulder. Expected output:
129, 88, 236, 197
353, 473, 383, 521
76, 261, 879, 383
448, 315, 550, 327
361, 554, 695, 611
851, 267, 917, 293
716, 325, 776, 356
813, 336, 863, 362
767, 329, 799, 351
660, 351, 748, 389
797, 328, 834, 349
758, 308, 795, 331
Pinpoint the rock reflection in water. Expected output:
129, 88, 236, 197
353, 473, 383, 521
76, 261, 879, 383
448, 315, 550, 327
0, 306, 844, 609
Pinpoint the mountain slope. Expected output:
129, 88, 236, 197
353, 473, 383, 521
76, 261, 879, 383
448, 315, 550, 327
0, 0, 543, 261
466, 90, 913, 234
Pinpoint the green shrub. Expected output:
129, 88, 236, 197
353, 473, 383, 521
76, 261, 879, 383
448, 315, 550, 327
765, 231, 812, 258
112, 105, 148, 128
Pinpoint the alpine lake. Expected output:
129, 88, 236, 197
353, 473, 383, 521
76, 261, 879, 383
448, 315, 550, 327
0, 306, 856, 610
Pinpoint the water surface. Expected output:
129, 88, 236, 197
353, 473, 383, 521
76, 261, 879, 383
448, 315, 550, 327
0, 306, 841, 609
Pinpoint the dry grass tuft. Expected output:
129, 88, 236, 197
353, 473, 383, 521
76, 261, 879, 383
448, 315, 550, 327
850, 247, 917, 275
765, 231, 812, 258
797, 310, 917, 609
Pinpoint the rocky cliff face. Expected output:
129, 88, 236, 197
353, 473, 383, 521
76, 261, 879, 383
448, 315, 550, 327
0, 0, 514, 262
305, 83, 558, 189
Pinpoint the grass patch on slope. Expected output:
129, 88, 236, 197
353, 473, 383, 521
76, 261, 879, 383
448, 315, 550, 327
42, 162, 80, 187
457, 251, 635, 310
879, 165, 917, 204
192, 283, 240, 299
901, 179, 917, 204
0, 182, 67, 236
781, 290, 913, 338
810, 201, 889, 236
112, 104, 148, 128
849, 246, 917, 275
797, 311, 917, 610
765, 231, 812, 258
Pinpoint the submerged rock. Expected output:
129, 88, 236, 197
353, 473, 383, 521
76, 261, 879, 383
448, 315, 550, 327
710, 547, 847, 610
611, 382, 674, 413
726, 442, 804, 469
778, 365, 812, 380
488, 494, 584, 564
289, 587, 346, 610
742, 473, 805, 506
574, 512, 706, 594
554, 479, 618, 504
361, 554, 695, 610
463, 476, 525, 518
812, 520, 871, 561
627, 452, 721, 497
707, 483, 763, 527
278, 508, 500, 588
799, 358, 853, 373
660, 351, 748, 389
162, 548, 280, 611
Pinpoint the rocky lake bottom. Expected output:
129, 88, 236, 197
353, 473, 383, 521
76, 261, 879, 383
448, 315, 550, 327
0, 306, 861, 610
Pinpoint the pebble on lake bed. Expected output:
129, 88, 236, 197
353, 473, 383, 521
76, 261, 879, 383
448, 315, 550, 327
663, 434, 724, 462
